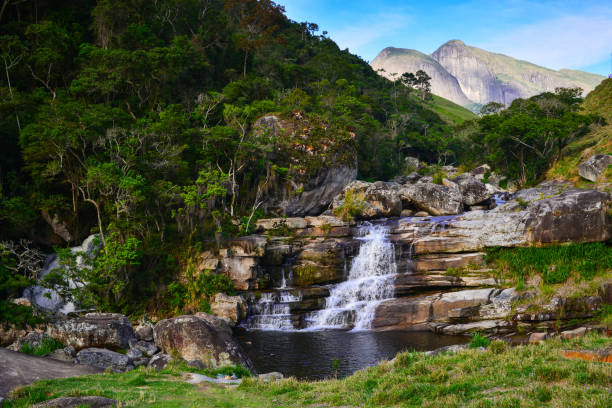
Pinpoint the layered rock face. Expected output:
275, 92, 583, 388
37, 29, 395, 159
216, 180, 610, 334
371, 40, 605, 108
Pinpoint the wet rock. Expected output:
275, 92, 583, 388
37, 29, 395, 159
211, 293, 247, 324
400, 209, 414, 217
414, 211, 430, 217
400, 183, 463, 215
560, 327, 587, 340
450, 174, 491, 206
76, 348, 133, 372
153, 313, 253, 371
148, 353, 171, 371
32, 396, 117, 407
135, 325, 153, 342
48, 313, 135, 351
578, 154, 612, 182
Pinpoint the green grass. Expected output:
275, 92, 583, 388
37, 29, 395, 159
428, 94, 476, 124
486, 243, 612, 285
5, 333, 612, 407
20, 337, 65, 357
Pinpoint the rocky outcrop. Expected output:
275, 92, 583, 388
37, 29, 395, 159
153, 313, 253, 370
48, 313, 135, 351
578, 154, 612, 182
210, 293, 247, 324
448, 174, 491, 206
283, 165, 357, 217
332, 180, 402, 219
400, 183, 463, 215
76, 348, 134, 372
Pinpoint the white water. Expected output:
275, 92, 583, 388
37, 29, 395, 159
244, 291, 302, 330
306, 223, 397, 330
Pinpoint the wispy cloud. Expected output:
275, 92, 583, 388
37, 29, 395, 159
329, 12, 411, 55
479, 9, 612, 71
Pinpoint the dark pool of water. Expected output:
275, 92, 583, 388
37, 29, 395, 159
237, 330, 469, 380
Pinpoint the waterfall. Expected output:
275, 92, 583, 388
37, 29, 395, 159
306, 223, 397, 330
242, 291, 302, 330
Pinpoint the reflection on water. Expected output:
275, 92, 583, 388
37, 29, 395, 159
237, 330, 468, 380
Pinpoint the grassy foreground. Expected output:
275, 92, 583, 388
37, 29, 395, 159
4, 333, 612, 407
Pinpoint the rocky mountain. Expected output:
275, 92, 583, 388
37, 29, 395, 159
371, 40, 605, 110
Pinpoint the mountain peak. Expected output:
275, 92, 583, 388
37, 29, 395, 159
442, 39, 466, 47
371, 40, 605, 109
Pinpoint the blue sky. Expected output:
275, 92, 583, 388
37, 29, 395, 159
281, 0, 612, 76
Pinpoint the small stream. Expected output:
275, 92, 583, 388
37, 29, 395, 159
237, 330, 469, 380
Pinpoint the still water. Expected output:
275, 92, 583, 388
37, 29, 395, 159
237, 330, 468, 380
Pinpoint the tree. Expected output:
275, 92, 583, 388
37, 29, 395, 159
480, 102, 505, 115
224, 0, 285, 77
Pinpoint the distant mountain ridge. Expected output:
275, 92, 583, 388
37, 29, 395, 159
371, 40, 605, 110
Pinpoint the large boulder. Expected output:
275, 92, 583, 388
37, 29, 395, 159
153, 313, 253, 371
400, 183, 463, 215
450, 174, 491, 206
76, 348, 133, 372
283, 165, 357, 217
48, 313, 134, 351
525, 189, 611, 244
332, 180, 402, 219
578, 154, 612, 182
210, 293, 247, 324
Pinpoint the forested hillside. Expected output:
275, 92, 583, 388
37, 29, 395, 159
0, 0, 465, 316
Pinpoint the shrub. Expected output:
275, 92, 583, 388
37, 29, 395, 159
489, 340, 507, 354
469, 332, 490, 348
20, 337, 64, 357
333, 189, 365, 222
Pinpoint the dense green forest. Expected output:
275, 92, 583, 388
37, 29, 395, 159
0, 0, 464, 317
0, 0, 603, 319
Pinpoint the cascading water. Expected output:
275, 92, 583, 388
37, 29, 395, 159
306, 223, 397, 330
243, 291, 301, 330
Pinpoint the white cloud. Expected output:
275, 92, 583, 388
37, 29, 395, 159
479, 10, 612, 71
